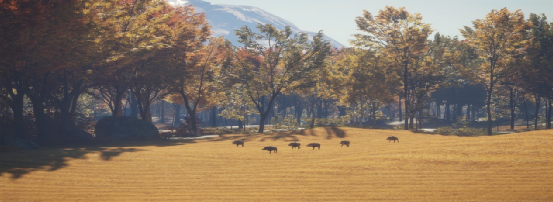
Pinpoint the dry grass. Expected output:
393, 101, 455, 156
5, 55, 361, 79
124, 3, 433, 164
1, 127, 553, 201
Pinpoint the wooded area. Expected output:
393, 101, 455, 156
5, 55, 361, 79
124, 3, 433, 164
1, 1, 552, 145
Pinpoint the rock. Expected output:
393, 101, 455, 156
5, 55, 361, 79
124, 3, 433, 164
94, 116, 159, 141
0, 136, 40, 149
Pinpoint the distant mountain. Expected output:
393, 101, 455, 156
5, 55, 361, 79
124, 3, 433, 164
166, 0, 344, 48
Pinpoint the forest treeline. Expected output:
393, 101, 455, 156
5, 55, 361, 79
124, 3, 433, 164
1, 0, 551, 144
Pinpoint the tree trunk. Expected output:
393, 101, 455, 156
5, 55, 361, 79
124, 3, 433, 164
310, 93, 316, 129
111, 90, 124, 117
30, 97, 48, 143
359, 102, 364, 127
534, 95, 541, 130
58, 76, 82, 138
453, 104, 457, 122
467, 104, 471, 122
211, 106, 217, 127
188, 109, 199, 135
372, 102, 377, 126
70, 90, 80, 116
510, 88, 515, 130
160, 100, 165, 123
136, 96, 152, 122
445, 102, 450, 122
409, 116, 414, 130
545, 99, 552, 129
129, 92, 138, 118
295, 101, 303, 125
487, 89, 493, 136
173, 104, 181, 128
8, 91, 25, 138
524, 99, 529, 129
398, 95, 403, 122
436, 101, 442, 119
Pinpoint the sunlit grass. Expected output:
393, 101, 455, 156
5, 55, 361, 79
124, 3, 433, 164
1, 127, 553, 201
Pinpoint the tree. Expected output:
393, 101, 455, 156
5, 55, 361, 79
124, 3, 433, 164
88, 0, 175, 117
229, 23, 331, 133
329, 48, 397, 127
519, 13, 553, 129
460, 8, 528, 135
0, 0, 96, 141
160, 5, 215, 135
168, 38, 226, 135
354, 6, 432, 130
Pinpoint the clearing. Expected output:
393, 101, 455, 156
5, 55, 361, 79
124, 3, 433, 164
1, 127, 553, 201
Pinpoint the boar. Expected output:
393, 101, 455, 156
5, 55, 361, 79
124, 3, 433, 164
387, 136, 399, 143
262, 146, 278, 154
306, 143, 320, 150
288, 142, 301, 149
340, 140, 350, 147
232, 140, 244, 147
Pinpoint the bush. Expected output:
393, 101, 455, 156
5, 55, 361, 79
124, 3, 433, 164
434, 126, 486, 136
94, 116, 159, 140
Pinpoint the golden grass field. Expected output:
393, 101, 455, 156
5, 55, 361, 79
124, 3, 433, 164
1, 127, 553, 201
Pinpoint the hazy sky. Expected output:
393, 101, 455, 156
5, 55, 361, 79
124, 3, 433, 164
205, 0, 553, 46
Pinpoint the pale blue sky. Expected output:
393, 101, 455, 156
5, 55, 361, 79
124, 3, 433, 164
206, 0, 553, 46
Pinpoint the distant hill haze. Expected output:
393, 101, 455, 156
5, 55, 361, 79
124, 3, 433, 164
167, 0, 344, 48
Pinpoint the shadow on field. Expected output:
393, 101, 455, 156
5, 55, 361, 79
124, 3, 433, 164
0, 139, 199, 179
1, 127, 348, 179
324, 127, 346, 139
206, 128, 320, 143
207, 127, 348, 144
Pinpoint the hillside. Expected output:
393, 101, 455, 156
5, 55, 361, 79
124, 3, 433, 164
1, 128, 553, 201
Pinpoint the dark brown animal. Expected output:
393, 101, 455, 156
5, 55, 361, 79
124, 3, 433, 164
387, 136, 399, 143
340, 140, 350, 147
306, 143, 320, 150
288, 142, 301, 149
232, 140, 244, 147
262, 146, 278, 154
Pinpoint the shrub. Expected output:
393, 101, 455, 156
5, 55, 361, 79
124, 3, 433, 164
434, 126, 486, 136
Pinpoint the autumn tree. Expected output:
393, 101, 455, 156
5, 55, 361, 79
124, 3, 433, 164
460, 8, 528, 135
87, 0, 175, 117
0, 0, 96, 141
159, 5, 216, 135
354, 6, 432, 130
522, 13, 553, 129
228, 24, 331, 133
166, 38, 226, 135
328, 48, 397, 126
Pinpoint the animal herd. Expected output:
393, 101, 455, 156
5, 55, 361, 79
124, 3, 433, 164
233, 136, 399, 154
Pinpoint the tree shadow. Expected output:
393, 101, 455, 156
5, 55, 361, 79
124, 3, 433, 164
323, 127, 346, 139
0, 139, 198, 179
206, 129, 319, 144
0, 127, 344, 180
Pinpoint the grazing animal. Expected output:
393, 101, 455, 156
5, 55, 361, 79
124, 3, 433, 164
340, 140, 350, 147
232, 140, 245, 147
387, 136, 399, 143
262, 146, 278, 154
288, 142, 301, 149
306, 143, 320, 150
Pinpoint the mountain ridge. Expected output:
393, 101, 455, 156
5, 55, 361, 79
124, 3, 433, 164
167, 0, 344, 48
